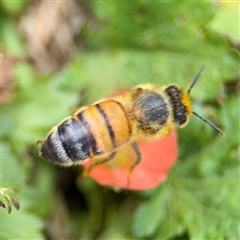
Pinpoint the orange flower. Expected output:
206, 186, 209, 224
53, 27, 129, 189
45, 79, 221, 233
82, 130, 178, 191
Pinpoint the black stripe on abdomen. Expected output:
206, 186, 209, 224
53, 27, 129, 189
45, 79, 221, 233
115, 101, 132, 136
58, 117, 90, 161
95, 103, 116, 148
77, 112, 101, 156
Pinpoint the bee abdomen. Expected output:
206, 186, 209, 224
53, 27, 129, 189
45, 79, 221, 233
40, 117, 92, 166
58, 117, 93, 161
40, 100, 132, 166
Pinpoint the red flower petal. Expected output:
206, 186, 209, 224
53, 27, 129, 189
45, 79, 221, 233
82, 130, 178, 191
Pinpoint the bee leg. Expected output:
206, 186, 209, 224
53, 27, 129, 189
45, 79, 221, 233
85, 151, 117, 176
127, 142, 142, 188
95, 151, 117, 166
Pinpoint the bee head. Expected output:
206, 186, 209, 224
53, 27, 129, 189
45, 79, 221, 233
165, 85, 192, 127
166, 65, 224, 136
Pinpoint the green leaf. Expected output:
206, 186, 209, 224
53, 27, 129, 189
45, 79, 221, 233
90, 2, 217, 49
1, 0, 28, 16
132, 170, 239, 239
208, 2, 239, 43
0, 142, 28, 214
1, 208, 44, 239
132, 186, 169, 238
0, 17, 25, 54
1, 142, 28, 188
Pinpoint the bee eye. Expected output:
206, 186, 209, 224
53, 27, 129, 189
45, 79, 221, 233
177, 111, 188, 126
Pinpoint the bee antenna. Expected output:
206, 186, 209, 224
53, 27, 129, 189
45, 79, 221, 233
192, 111, 224, 136
188, 65, 205, 94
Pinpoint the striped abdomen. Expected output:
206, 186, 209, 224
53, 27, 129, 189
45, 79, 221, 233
40, 100, 132, 166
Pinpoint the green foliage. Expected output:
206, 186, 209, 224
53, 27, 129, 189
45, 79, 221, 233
90, 1, 217, 49
1, 207, 43, 239
0, 142, 44, 238
1, 0, 28, 16
1, 1, 239, 239
208, 2, 239, 43
0, 142, 25, 214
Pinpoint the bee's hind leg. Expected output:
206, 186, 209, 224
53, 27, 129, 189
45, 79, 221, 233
83, 151, 117, 176
94, 151, 117, 166
127, 142, 142, 188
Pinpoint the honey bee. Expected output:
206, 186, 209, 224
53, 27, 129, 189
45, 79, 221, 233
39, 65, 224, 175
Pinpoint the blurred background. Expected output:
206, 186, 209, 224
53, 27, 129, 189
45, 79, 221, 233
1, 1, 239, 239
